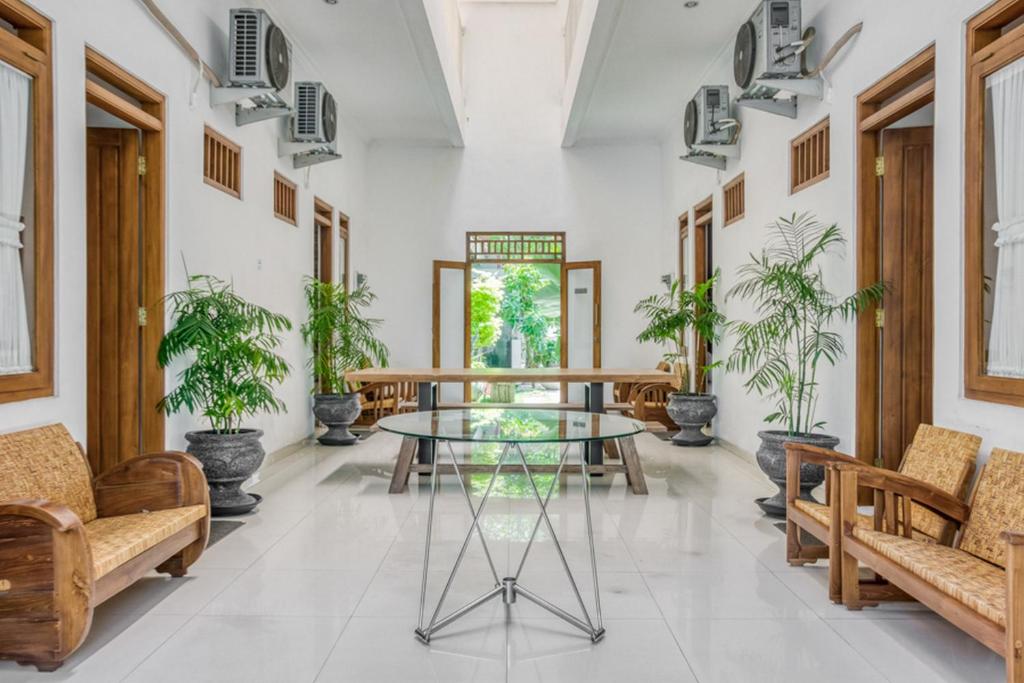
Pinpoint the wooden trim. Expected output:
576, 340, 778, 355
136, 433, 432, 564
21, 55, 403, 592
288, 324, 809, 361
678, 212, 690, 285
964, 1, 1024, 407
0, 4, 53, 403
84, 49, 166, 454
855, 44, 936, 472
84, 80, 162, 131
722, 173, 745, 226
272, 172, 297, 225
559, 261, 602, 379
202, 125, 241, 198
431, 260, 468, 368
338, 212, 350, 292
859, 79, 936, 132
790, 116, 831, 194
692, 197, 712, 392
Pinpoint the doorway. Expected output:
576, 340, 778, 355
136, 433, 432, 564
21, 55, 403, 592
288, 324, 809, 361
855, 45, 936, 470
692, 196, 713, 393
313, 197, 333, 284
84, 49, 165, 473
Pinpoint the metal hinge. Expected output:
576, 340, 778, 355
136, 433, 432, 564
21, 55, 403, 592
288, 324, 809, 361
875, 156, 885, 177
138, 156, 147, 176
875, 308, 885, 328
137, 307, 148, 327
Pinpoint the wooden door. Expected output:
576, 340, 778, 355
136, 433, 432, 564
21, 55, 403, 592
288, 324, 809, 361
560, 261, 602, 402
86, 128, 142, 473
693, 198, 713, 393
878, 126, 934, 467
432, 260, 469, 402
313, 199, 333, 284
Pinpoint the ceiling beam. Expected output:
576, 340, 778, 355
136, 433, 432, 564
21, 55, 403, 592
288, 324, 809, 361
560, 0, 625, 148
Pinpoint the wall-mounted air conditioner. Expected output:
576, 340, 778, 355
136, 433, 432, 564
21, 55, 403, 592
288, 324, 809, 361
292, 81, 337, 143
211, 8, 292, 126
680, 86, 739, 171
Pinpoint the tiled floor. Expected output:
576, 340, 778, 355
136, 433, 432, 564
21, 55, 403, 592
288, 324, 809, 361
0, 433, 1006, 682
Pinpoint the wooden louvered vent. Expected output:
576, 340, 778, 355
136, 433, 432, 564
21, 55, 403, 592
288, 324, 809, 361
723, 173, 745, 226
790, 116, 830, 194
203, 126, 242, 198
273, 172, 297, 225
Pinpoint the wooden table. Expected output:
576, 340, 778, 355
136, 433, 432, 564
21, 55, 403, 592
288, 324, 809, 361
347, 367, 675, 495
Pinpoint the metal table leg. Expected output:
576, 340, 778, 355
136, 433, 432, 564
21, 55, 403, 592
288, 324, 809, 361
415, 439, 605, 644
585, 382, 605, 468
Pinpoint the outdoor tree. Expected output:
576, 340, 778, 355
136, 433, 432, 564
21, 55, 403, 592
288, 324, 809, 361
499, 264, 560, 368
470, 271, 504, 366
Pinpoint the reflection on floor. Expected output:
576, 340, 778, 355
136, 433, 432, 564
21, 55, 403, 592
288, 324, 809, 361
0, 433, 1005, 682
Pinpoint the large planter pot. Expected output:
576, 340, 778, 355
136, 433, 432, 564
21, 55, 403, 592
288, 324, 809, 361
754, 430, 840, 517
313, 392, 362, 446
185, 429, 265, 516
665, 392, 717, 447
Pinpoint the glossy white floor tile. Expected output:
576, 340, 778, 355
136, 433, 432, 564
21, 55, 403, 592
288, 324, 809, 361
0, 432, 1005, 682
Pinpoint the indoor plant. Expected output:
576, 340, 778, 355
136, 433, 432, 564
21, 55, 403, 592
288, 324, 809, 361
634, 273, 725, 446
158, 274, 292, 515
302, 277, 389, 445
726, 213, 884, 516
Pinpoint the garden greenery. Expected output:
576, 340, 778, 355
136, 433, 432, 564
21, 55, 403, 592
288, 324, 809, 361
158, 275, 292, 433
726, 213, 884, 435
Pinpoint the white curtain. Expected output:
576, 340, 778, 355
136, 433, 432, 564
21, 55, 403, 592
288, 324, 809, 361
0, 62, 33, 375
987, 59, 1024, 378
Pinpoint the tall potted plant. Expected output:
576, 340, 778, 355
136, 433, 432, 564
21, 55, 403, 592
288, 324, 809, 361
158, 275, 292, 515
726, 213, 884, 516
302, 277, 389, 445
635, 273, 725, 446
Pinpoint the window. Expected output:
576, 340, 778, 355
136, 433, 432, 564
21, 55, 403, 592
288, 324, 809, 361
273, 172, 297, 225
964, 0, 1024, 406
203, 125, 241, 198
790, 116, 830, 193
466, 232, 565, 263
0, 0, 53, 403
723, 173, 745, 226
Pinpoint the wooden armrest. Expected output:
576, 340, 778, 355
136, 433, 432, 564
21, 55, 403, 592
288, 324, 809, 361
835, 462, 969, 525
0, 499, 82, 532
785, 442, 862, 468
627, 382, 674, 401
1003, 531, 1024, 546
94, 451, 209, 517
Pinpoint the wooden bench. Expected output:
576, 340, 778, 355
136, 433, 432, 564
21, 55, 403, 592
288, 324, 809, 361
838, 447, 1024, 682
785, 424, 980, 602
0, 425, 210, 671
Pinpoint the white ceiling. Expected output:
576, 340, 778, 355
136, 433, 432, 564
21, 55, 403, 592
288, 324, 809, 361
265, 0, 454, 143
573, 0, 753, 144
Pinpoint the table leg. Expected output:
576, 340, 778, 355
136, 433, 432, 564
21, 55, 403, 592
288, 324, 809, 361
585, 382, 605, 467
416, 381, 435, 465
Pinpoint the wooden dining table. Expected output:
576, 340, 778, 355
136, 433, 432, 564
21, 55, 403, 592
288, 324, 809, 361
346, 367, 678, 495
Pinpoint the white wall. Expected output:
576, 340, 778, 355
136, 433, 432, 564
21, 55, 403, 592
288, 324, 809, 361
663, 0, 1023, 460
359, 0, 670, 381
0, 0, 367, 456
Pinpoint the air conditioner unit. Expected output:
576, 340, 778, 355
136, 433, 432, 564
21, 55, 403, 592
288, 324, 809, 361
733, 0, 803, 98
292, 81, 338, 143
684, 85, 735, 149
228, 8, 291, 91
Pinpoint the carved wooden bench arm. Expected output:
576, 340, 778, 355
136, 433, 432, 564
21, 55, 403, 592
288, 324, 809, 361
0, 499, 93, 669
93, 451, 209, 518
835, 462, 970, 531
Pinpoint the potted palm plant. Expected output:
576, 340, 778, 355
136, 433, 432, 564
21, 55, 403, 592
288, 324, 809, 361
302, 278, 389, 445
158, 275, 292, 515
635, 273, 725, 446
727, 213, 884, 516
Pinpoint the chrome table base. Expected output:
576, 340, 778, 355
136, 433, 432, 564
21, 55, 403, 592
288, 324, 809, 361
414, 440, 606, 644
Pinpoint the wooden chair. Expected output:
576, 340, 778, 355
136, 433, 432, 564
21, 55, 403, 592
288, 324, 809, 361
785, 424, 981, 602
346, 377, 418, 427
0, 424, 210, 671
837, 447, 1024, 682
610, 361, 684, 431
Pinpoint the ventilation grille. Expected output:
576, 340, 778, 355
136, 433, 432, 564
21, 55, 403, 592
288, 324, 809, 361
273, 172, 297, 225
204, 126, 242, 198
791, 117, 830, 194
723, 173, 745, 226
296, 82, 318, 138
232, 11, 259, 79
467, 232, 565, 263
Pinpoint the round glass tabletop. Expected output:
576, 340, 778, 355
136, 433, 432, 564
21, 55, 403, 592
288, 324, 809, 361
376, 408, 645, 443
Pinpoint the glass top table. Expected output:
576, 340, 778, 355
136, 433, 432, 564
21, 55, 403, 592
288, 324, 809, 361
378, 408, 645, 646
376, 408, 645, 444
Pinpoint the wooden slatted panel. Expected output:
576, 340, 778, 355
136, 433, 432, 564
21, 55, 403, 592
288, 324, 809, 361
791, 116, 831, 194
203, 125, 241, 198
466, 232, 565, 263
273, 172, 297, 225
723, 173, 745, 227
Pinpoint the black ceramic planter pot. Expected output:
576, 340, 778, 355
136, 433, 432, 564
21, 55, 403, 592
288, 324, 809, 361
312, 392, 362, 446
665, 392, 717, 446
185, 429, 265, 516
755, 430, 840, 517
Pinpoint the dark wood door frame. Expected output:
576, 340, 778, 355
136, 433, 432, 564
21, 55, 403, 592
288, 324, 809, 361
855, 45, 936, 471
559, 261, 602, 402
693, 196, 713, 393
314, 197, 334, 284
85, 47, 166, 458
339, 211, 350, 292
